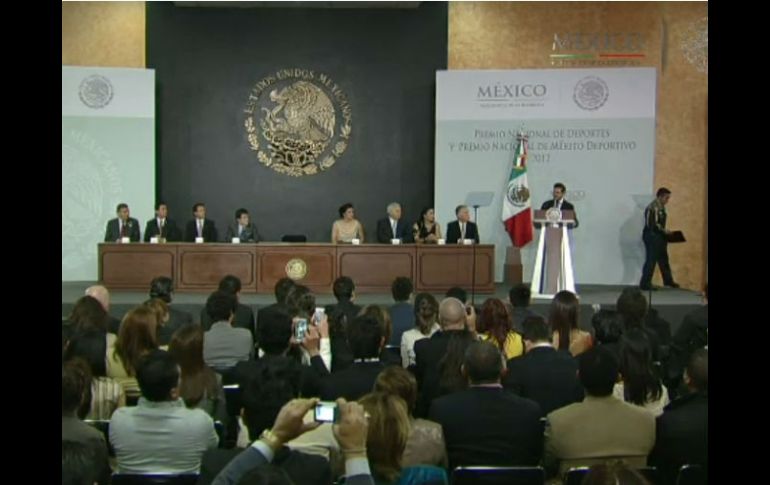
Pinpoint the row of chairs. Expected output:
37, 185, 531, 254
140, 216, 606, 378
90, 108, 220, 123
106, 464, 706, 484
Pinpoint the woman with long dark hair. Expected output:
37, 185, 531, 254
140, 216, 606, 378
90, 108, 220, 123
479, 298, 523, 360
549, 290, 593, 356
106, 306, 159, 397
614, 327, 669, 416
64, 329, 125, 419
168, 325, 227, 423
412, 207, 442, 244
400, 293, 440, 367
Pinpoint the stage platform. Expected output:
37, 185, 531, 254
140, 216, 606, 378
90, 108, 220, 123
62, 281, 702, 334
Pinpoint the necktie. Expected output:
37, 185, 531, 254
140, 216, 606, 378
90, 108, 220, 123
120, 221, 127, 238
159, 219, 165, 238
392, 221, 397, 238
197, 220, 203, 237
239, 226, 244, 238
461, 223, 465, 240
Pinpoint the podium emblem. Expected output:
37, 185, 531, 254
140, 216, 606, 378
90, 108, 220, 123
546, 207, 562, 222
285, 258, 308, 280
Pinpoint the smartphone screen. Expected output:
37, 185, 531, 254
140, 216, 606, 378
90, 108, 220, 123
314, 402, 337, 423
295, 318, 308, 342
314, 307, 325, 325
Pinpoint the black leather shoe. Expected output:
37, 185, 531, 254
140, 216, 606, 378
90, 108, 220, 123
664, 282, 680, 289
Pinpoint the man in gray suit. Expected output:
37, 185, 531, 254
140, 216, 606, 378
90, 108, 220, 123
544, 346, 655, 478
225, 208, 262, 243
203, 290, 254, 370
104, 203, 140, 242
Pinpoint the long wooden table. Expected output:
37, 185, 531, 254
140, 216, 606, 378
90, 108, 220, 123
98, 243, 495, 294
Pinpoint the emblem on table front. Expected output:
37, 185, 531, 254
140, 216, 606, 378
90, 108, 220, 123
285, 258, 308, 280
244, 68, 352, 177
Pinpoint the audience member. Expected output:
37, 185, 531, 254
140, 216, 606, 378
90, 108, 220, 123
110, 349, 218, 473
550, 290, 593, 356
508, 284, 539, 334
429, 341, 543, 469
257, 277, 295, 337
389, 277, 415, 347
544, 346, 655, 478
616, 287, 663, 361
400, 293, 440, 368
503, 316, 583, 416
149, 276, 193, 345
85, 285, 122, 334
591, 309, 624, 362
360, 304, 400, 366
479, 298, 523, 359
614, 328, 670, 416
203, 290, 254, 371
107, 306, 160, 397
201, 275, 256, 339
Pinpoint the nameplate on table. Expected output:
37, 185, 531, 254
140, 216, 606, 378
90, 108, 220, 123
351, 238, 361, 245
120, 237, 131, 244
437, 239, 446, 245
391, 238, 401, 245
195, 237, 204, 244
231, 237, 241, 244
462, 239, 474, 245
150, 237, 159, 244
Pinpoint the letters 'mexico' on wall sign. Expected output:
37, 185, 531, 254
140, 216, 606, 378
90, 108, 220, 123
244, 68, 353, 177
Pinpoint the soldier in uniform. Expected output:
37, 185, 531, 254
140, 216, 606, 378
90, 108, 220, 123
640, 187, 679, 291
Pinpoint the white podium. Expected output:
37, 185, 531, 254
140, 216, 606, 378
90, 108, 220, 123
531, 208, 576, 298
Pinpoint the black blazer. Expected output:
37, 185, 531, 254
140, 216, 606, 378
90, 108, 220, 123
201, 304, 256, 339
648, 392, 708, 485
104, 218, 140, 242
429, 387, 543, 469
445, 220, 479, 244
225, 223, 262, 243
413, 329, 473, 417
539, 199, 579, 228
376, 218, 413, 243
503, 346, 584, 416
320, 361, 387, 401
143, 218, 181, 242
157, 306, 194, 346
199, 445, 332, 485
234, 354, 326, 400
184, 218, 219, 242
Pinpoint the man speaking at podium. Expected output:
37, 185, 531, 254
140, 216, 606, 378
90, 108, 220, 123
540, 183, 579, 228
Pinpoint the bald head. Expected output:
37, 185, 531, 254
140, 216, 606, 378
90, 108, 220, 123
439, 297, 466, 331
85, 285, 110, 311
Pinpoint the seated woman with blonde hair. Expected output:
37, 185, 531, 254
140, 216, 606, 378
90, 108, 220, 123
359, 392, 448, 485
374, 366, 448, 469
332, 202, 365, 243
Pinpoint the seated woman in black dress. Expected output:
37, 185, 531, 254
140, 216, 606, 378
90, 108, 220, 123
413, 207, 442, 244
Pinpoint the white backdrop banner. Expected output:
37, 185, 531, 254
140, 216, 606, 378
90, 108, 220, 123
435, 68, 657, 285
62, 66, 155, 281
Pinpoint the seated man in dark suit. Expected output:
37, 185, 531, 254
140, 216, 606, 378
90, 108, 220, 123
413, 297, 476, 416
149, 276, 193, 346
184, 202, 218, 242
104, 203, 140, 242
508, 284, 540, 334
85, 285, 122, 335
389, 277, 414, 347
325, 276, 361, 372
225, 208, 263, 243
375, 202, 413, 243
199, 357, 332, 485
503, 316, 583, 415
445, 205, 480, 244
539, 182, 579, 228
143, 202, 181, 242
429, 341, 543, 470
649, 348, 708, 485
320, 315, 389, 401
201, 275, 256, 339
257, 277, 295, 338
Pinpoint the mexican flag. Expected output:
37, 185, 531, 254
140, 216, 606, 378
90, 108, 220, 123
502, 132, 533, 247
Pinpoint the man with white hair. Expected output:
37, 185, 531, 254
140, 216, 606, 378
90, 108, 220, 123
375, 202, 413, 243
85, 284, 122, 334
